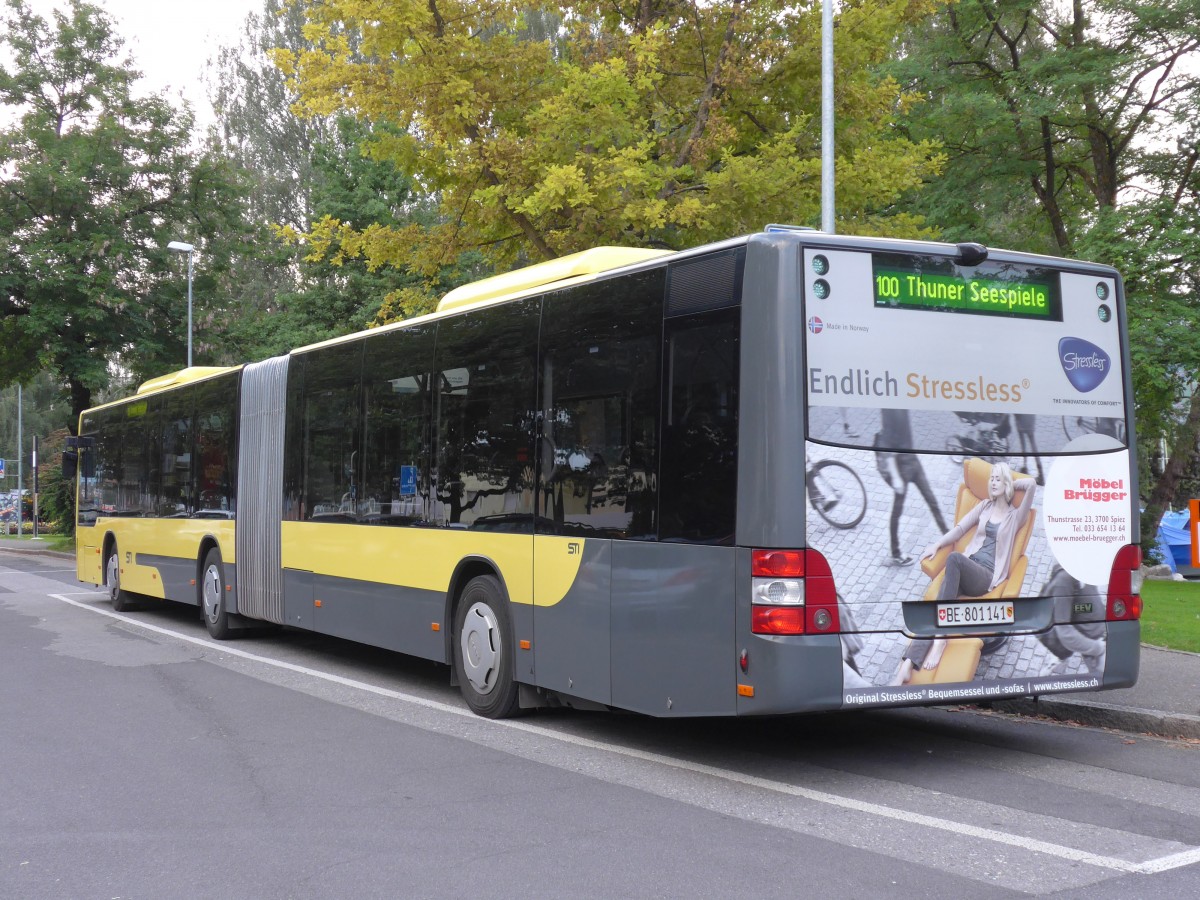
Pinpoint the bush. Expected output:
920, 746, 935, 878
38, 470, 73, 535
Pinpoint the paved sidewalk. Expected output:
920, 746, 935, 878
995, 644, 1200, 740
3, 543, 1197, 739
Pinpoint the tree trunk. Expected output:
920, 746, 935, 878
1141, 388, 1200, 556
68, 379, 91, 433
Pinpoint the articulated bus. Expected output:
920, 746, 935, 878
71, 228, 1141, 718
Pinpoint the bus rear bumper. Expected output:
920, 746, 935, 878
1097, 619, 1139, 690
734, 633, 845, 715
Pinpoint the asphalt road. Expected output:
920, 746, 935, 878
2, 549, 1199, 899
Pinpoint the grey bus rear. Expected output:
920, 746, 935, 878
733, 230, 1140, 713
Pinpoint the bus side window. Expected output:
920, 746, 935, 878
119, 400, 153, 517
362, 324, 436, 525
193, 372, 240, 516
300, 343, 364, 522
432, 301, 539, 531
158, 387, 194, 517
659, 308, 740, 544
539, 270, 664, 539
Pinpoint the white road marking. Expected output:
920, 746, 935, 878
50, 591, 1200, 876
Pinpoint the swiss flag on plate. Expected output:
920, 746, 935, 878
938, 608, 948, 622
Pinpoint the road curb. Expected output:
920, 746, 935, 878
0, 544, 74, 560
1141, 643, 1200, 658
995, 697, 1200, 741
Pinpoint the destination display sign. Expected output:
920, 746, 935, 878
873, 253, 1063, 321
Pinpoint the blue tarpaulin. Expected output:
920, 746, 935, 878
1156, 509, 1192, 573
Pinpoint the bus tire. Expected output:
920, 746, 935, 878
453, 575, 521, 719
106, 543, 136, 612
200, 547, 234, 640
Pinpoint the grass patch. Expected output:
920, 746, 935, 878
1140, 579, 1200, 654
0, 533, 74, 554
42, 534, 75, 554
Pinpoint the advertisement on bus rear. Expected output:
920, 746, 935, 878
799, 248, 1134, 710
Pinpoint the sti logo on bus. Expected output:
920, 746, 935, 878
808, 316, 824, 334
1058, 337, 1111, 393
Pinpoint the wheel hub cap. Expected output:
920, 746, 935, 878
460, 602, 499, 695
203, 566, 222, 623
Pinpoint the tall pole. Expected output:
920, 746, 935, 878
186, 247, 194, 368
32, 434, 39, 541
821, 0, 835, 234
16, 383, 22, 539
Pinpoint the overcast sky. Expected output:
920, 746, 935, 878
26, 0, 253, 123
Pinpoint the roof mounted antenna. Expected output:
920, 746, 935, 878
955, 242, 989, 266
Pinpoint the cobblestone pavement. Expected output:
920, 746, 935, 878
807, 407, 1096, 688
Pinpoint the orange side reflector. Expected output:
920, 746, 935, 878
737, 684, 755, 697
314, 599, 322, 607
189, 579, 196, 586
519, 640, 531, 650
225, 585, 231, 592
431, 622, 440, 632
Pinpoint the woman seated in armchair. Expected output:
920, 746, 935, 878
893, 461, 1036, 685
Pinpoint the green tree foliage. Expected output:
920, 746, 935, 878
889, 0, 1200, 541
206, 0, 446, 351
0, 377, 73, 533
30, 427, 71, 534
0, 0, 246, 422
210, 0, 328, 235
891, 0, 1200, 252
0, 375, 72, 468
274, 0, 945, 279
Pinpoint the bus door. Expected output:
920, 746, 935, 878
532, 389, 616, 708
532, 275, 664, 708
606, 310, 740, 717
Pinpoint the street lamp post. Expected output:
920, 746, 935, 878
168, 241, 195, 367
821, 0, 835, 233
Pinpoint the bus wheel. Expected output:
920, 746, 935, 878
106, 544, 135, 612
453, 575, 520, 719
201, 548, 233, 640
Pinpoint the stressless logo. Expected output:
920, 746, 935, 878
1058, 337, 1111, 393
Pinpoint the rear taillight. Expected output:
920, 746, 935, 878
1106, 544, 1143, 621
751, 549, 839, 635
751, 605, 806, 634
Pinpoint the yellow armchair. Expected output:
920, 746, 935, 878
906, 458, 1034, 686
920, 457, 1035, 602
